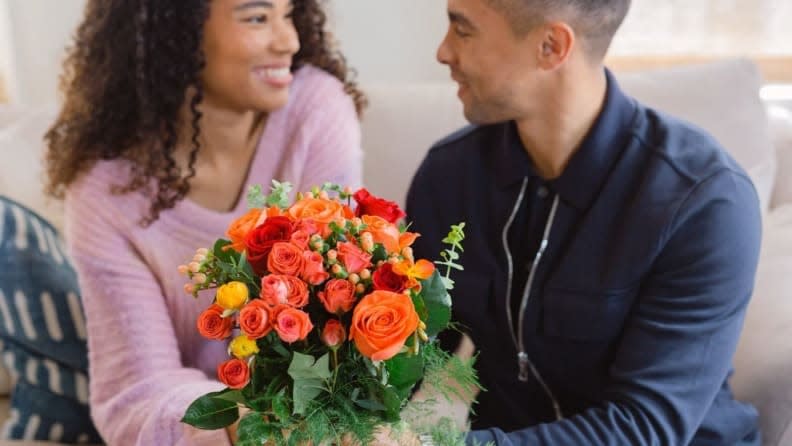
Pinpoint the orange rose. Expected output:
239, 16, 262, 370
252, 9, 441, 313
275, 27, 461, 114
288, 198, 345, 235
226, 209, 265, 253
217, 358, 250, 390
260, 275, 309, 307
361, 216, 401, 253
337, 242, 373, 274
196, 304, 233, 340
301, 251, 330, 285
273, 307, 314, 343
267, 242, 304, 276
318, 279, 357, 314
322, 319, 347, 349
239, 299, 272, 339
350, 290, 420, 361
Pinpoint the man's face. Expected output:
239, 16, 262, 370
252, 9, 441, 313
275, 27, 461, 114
437, 0, 546, 124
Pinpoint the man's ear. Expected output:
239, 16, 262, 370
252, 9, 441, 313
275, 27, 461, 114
536, 21, 575, 70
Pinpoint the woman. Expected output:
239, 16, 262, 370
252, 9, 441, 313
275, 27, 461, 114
44, 0, 364, 444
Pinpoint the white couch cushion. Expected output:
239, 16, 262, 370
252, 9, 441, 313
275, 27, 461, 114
732, 205, 792, 446
361, 59, 775, 212
617, 59, 776, 213
0, 105, 61, 233
768, 106, 792, 208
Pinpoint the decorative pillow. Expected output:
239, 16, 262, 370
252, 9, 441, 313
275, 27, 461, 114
0, 195, 101, 444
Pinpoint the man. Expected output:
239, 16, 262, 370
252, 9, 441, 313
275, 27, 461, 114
406, 0, 762, 445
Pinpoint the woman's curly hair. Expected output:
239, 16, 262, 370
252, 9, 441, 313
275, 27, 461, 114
45, 0, 366, 225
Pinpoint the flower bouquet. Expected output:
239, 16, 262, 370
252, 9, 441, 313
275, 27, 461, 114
179, 181, 476, 445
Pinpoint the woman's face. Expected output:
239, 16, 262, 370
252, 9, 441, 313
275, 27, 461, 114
201, 0, 300, 113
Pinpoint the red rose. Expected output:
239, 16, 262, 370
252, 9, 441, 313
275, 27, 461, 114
372, 263, 408, 293
217, 358, 250, 390
245, 216, 294, 275
353, 188, 406, 224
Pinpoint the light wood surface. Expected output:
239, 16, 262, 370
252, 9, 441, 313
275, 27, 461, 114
607, 55, 792, 83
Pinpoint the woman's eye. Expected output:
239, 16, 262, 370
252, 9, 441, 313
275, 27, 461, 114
244, 15, 268, 24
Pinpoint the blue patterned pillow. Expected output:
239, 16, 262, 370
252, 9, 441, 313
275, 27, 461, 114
0, 195, 101, 444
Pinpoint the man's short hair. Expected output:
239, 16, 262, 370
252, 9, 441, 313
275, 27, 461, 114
487, 0, 631, 61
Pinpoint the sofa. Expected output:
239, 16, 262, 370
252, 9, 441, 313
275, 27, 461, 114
1, 59, 791, 445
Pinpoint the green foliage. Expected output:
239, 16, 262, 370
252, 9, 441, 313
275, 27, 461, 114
419, 271, 453, 337
181, 391, 239, 430
266, 180, 293, 209
287, 353, 331, 415
436, 223, 466, 290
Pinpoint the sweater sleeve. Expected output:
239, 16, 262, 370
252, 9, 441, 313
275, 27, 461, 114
64, 173, 231, 446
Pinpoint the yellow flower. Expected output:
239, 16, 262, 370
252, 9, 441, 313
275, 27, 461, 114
229, 334, 260, 359
216, 282, 249, 311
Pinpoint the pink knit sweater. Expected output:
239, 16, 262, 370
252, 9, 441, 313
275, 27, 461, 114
63, 66, 362, 446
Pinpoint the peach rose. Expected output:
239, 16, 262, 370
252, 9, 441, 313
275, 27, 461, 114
273, 307, 314, 343
290, 230, 311, 250
337, 241, 373, 274
318, 279, 357, 314
301, 251, 330, 285
267, 242, 304, 276
196, 304, 233, 340
217, 358, 250, 390
260, 275, 309, 308
226, 209, 265, 253
322, 319, 347, 349
361, 216, 401, 253
288, 198, 345, 235
350, 290, 420, 361
239, 299, 272, 339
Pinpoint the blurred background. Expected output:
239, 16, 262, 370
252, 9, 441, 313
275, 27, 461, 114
1, 0, 791, 108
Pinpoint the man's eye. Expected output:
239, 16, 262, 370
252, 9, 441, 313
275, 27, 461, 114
454, 27, 471, 38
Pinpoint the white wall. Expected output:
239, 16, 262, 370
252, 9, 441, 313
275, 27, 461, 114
1, 0, 85, 106
1, 1, 790, 106
329, 1, 448, 84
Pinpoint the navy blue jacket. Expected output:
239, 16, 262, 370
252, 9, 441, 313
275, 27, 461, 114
406, 71, 762, 445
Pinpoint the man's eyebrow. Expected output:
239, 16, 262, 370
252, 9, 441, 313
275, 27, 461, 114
448, 10, 477, 30
234, 1, 274, 11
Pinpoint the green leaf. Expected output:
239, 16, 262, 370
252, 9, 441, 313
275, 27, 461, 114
247, 184, 267, 209
371, 243, 388, 264
288, 353, 332, 380
353, 398, 387, 411
272, 389, 290, 422
288, 353, 331, 415
381, 386, 402, 421
385, 353, 424, 391
210, 389, 247, 405
181, 391, 239, 430
419, 271, 452, 337
236, 411, 281, 446
266, 180, 293, 209
213, 239, 238, 264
